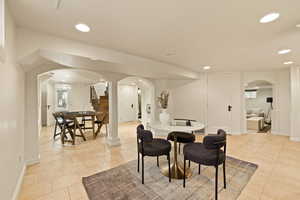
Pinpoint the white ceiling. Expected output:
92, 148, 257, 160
47, 69, 104, 84
10, 0, 300, 72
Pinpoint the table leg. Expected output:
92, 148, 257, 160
161, 137, 192, 179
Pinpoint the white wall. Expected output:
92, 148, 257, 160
68, 83, 92, 111
118, 84, 138, 122
0, 6, 25, 200
169, 79, 206, 123
290, 67, 300, 141
156, 70, 290, 136
54, 83, 93, 112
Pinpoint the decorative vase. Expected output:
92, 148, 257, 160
159, 109, 170, 126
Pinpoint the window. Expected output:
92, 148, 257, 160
245, 90, 257, 99
56, 89, 68, 110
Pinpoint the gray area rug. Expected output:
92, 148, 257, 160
82, 156, 258, 200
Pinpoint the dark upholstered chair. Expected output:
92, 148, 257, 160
183, 129, 227, 200
136, 124, 172, 184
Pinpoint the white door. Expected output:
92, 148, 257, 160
207, 73, 234, 133
118, 85, 138, 122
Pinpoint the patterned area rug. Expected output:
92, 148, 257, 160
82, 156, 258, 200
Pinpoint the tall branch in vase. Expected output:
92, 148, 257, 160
157, 91, 170, 125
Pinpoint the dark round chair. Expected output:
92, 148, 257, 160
167, 131, 195, 154
183, 129, 227, 200
137, 124, 172, 184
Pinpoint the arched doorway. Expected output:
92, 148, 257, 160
38, 69, 107, 137
24, 63, 124, 165
118, 76, 155, 129
243, 80, 275, 134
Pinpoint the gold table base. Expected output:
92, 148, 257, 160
161, 136, 193, 179
161, 161, 192, 179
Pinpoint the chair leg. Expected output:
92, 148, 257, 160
198, 164, 201, 174
215, 165, 218, 200
223, 161, 226, 189
189, 160, 191, 167
179, 143, 181, 154
157, 156, 159, 167
105, 124, 108, 137
61, 127, 65, 144
72, 127, 76, 145
137, 153, 140, 173
168, 153, 171, 182
183, 157, 186, 188
53, 122, 57, 139
142, 155, 144, 184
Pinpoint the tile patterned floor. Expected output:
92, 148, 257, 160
19, 121, 300, 200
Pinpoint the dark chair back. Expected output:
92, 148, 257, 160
203, 129, 226, 150
137, 124, 153, 143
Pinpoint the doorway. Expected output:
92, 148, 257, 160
244, 80, 273, 133
118, 77, 155, 128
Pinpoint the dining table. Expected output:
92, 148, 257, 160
64, 111, 102, 138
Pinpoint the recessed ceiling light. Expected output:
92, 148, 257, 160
75, 23, 90, 32
203, 66, 211, 70
296, 24, 300, 28
278, 49, 291, 55
259, 12, 280, 23
283, 61, 293, 65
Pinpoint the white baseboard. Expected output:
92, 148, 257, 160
12, 164, 26, 200
26, 156, 40, 166
290, 136, 300, 142
271, 131, 290, 136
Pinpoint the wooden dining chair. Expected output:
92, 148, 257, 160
52, 112, 69, 140
94, 112, 108, 137
62, 114, 86, 145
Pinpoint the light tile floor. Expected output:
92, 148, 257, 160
19, 121, 300, 200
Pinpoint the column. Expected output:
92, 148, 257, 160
290, 66, 300, 141
25, 71, 40, 164
106, 80, 121, 146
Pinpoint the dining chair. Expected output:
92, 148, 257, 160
136, 124, 172, 184
52, 112, 69, 140
94, 112, 108, 137
62, 114, 86, 145
183, 129, 227, 200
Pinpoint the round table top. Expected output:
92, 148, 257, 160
150, 122, 205, 133
167, 131, 196, 143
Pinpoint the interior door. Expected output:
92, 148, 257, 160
207, 73, 233, 133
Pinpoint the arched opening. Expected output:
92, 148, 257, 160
244, 80, 274, 134
118, 76, 155, 130
24, 63, 122, 164
38, 69, 108, 145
